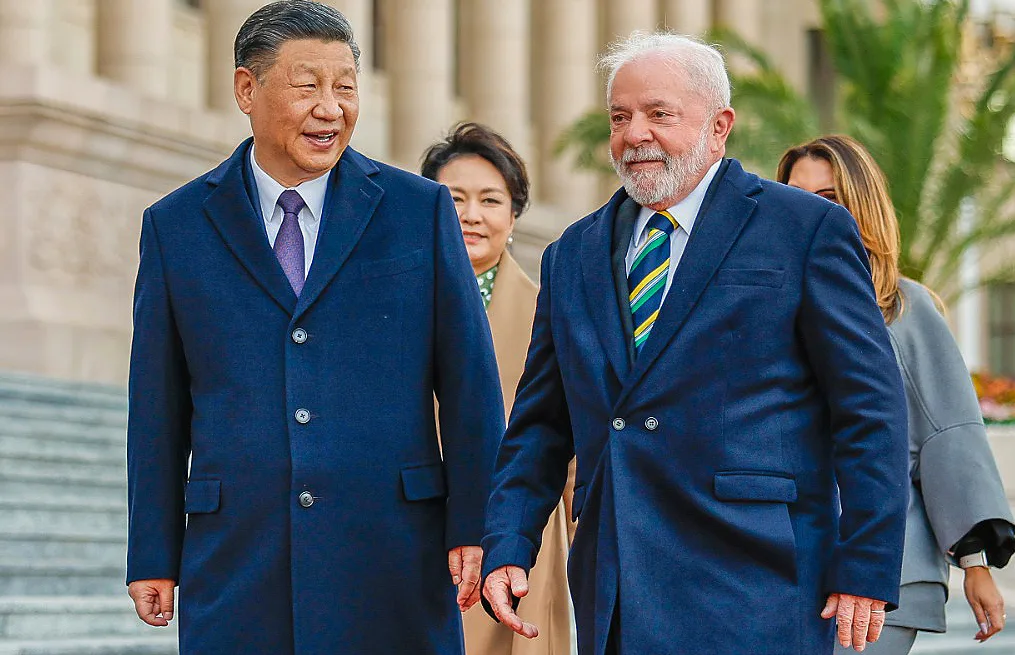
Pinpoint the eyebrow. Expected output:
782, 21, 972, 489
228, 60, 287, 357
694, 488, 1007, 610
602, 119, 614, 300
448, 186, 507, 195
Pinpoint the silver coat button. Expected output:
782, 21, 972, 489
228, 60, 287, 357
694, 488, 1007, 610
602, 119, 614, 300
612, 418, 625, 430
292, 328, 308, 344
645, 417, 659, 430
294, 408, 311, 424
298, 491, 314, 508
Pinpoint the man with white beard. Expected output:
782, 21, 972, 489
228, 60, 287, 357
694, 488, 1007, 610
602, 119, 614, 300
480, 32, 909, 655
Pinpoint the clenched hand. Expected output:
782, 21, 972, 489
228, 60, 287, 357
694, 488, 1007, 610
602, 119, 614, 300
128, 578, 176, 627
449, 546, 484, 611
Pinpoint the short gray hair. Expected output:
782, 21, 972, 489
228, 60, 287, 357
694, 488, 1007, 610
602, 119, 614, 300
599, 31, 731, 112
235, 0, 361, 79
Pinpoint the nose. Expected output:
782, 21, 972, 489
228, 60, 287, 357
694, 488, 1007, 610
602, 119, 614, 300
624, 113, 653, 147
459, 200, 482, 225
313, 88, 343, 122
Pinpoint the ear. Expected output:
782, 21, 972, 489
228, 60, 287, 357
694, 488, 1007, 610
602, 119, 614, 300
710, 107, 736, 154
234, 67, 258, 115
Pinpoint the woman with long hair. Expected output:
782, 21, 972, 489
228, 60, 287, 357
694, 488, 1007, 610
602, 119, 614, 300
778, 135, 1014, 654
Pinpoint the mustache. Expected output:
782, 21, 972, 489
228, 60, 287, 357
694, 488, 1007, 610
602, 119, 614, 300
618, 146, 672, 165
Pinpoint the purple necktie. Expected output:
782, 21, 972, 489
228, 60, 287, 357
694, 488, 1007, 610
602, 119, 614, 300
274, 189, 306, 296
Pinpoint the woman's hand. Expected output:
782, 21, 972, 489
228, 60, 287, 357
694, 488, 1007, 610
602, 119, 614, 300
963, 566, 1006, 641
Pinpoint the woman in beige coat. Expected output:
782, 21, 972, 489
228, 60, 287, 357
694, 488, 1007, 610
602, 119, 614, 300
423, 123, 575, 655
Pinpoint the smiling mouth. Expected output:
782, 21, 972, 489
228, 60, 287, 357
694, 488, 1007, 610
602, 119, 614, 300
462, 232, 485, 242
305, 132, 337, 145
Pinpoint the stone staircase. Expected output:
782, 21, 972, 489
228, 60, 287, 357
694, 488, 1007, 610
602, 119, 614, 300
911, 591, 1015, 654
0, 373, 177, 654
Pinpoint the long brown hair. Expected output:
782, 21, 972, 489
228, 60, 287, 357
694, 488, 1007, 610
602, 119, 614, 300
777, 135, 904, 324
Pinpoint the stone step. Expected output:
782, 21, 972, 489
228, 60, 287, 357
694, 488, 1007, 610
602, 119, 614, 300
0, 454, 126, 487
1, 503, 126, 541
0, 398, 126, 431
0, 635, 178, 655
911, 634, 1015, 654
0, 476, 125, 506
0, 418, 126, 446
0, 373, 126, 409
0, 434, 123, 464
0, 560, 126, 596
0, 597, 172, 639
0, 533, 125, 567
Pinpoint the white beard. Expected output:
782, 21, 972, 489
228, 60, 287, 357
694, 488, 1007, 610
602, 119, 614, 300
611, 126, 712, 206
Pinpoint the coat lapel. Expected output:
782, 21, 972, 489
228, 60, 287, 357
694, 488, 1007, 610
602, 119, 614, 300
293, 148, 384, 322
203, 140, 297, 315
620, 161, 762, 398
581, 189, 632, 383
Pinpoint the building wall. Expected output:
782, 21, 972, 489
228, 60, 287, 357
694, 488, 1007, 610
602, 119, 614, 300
0, 0, 853, 384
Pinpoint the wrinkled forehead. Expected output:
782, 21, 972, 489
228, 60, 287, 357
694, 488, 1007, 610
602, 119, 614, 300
609, 55, 697, 107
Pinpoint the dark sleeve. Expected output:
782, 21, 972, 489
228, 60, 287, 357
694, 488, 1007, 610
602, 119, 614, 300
431, 186, 505, 550
950, 520, 1015, 568
796, 204, 909, 609
481, 242, 575, 580
126, 209, 193, 585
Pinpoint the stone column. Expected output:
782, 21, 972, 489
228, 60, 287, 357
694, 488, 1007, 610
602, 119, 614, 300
384, 0, 454, 167
662, 0, 712, 35
204, 0, 266, 112
324, 0, 372, 71
603, 0, 659, 46
0, 0, 50, 65
50, 0, 93, 74
97, 0, 174, 98
459, 0, 531, 161
533, 0, 601, 218
717, 0, 762, 45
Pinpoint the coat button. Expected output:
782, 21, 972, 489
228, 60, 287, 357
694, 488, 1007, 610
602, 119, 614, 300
612, 418, 625, 430
645, 417, 659, 430
292, 328, 308, 344
298, 491, 314, 508
294, 408, 311, 424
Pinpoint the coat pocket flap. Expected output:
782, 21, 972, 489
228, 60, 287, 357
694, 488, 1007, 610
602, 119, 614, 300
714, 268, 785, 288
714, 472, 797, 502
184, 479, 221, 514
400, 463, 448, 501
359, 249, 426, 279
571, 485, 586, 522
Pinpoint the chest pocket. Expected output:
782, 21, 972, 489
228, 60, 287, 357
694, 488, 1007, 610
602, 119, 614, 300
714, 268, 785, 288
357, 249, 426, 279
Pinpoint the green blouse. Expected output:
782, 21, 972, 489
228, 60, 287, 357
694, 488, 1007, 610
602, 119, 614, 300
476, 264, 499, 310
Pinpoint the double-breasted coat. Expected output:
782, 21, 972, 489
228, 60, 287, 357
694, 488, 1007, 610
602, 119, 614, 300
126, 140, 504, 654
482, 160, 909, 655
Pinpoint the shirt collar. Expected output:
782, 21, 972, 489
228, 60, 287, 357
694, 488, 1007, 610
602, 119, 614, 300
249, 146, 331, 224
634, 158, 723, 238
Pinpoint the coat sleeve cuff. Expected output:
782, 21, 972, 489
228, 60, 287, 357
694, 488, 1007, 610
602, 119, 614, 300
826, 547, 903, 611
480, 532, 537, 580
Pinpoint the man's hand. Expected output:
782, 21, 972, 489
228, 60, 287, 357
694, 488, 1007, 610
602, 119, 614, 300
821, 593, 887, 652
964, 566, 1006, 641
482, 565, 538, 639
449, 546, 484, 611
128, 578, 176, 627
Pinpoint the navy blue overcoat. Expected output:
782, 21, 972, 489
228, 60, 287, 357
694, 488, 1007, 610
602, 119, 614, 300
482, 161, 909, 655
127, 140, 504, 654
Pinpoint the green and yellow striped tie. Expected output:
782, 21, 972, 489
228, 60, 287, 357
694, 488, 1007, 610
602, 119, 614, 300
628, 210, 679, 352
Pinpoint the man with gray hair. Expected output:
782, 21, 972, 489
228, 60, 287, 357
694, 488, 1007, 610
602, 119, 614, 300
126, 1, 503, 652
482, 32, 908, 654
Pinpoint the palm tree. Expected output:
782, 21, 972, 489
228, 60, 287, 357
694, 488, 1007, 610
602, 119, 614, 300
555, 0, 1015, 298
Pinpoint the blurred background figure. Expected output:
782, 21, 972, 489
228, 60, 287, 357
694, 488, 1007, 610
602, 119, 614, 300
422, 122, 575, 655
779, 135, 1015, 655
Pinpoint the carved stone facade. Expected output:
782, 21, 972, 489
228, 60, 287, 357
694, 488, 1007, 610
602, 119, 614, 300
0, 0, 848, 383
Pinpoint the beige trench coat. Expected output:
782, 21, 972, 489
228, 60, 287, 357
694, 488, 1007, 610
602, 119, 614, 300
463, 251, 576, 655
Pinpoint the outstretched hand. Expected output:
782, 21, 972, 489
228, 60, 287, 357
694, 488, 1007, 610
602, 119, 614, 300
821, 593, 887, 652
482, 565, 538, 639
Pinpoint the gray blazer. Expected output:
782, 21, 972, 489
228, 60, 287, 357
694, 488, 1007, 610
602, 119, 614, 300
886, 278, 1013, 630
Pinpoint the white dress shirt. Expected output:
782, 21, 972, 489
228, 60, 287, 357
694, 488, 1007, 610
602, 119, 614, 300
249, 147, 330, 277
625, 159, 722, 304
